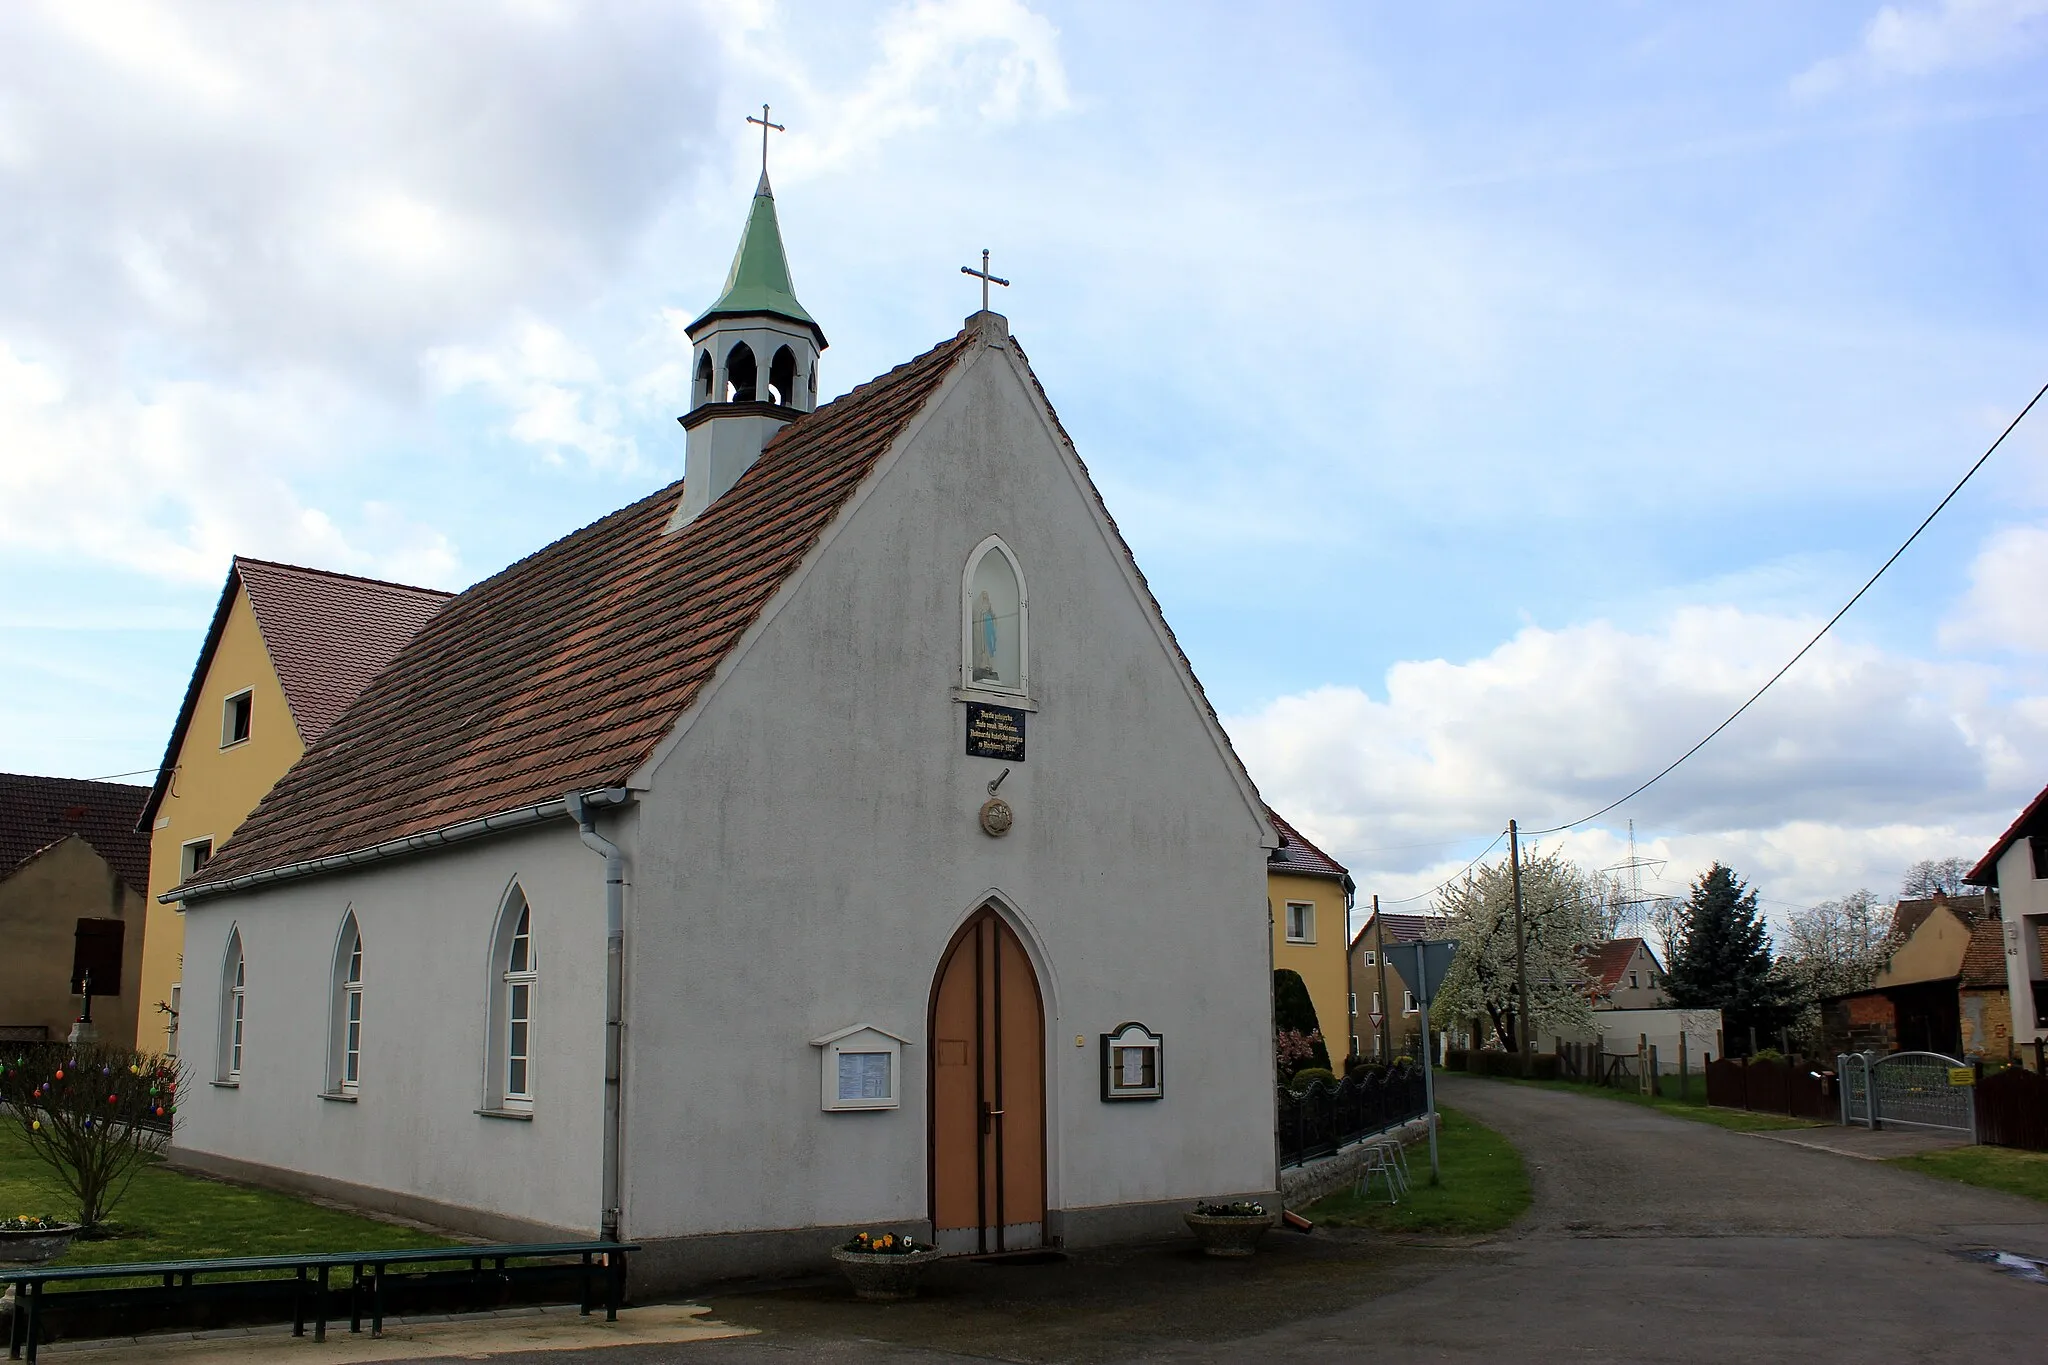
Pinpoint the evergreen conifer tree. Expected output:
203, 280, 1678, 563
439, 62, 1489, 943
1272, 968, 1331, 1070
1665, 862, 1791, 1049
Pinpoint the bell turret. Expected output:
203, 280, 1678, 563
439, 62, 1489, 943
671, 170, 826, 529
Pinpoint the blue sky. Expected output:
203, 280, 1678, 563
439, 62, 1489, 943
3, 0, 2045, 929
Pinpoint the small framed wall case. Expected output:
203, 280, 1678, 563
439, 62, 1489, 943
811, 1024, 911, 1111
1100, 1021, 1163, 1101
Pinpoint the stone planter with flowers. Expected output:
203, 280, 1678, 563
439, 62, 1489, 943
1183, 1201, 1277, 1257
0, 1216, 80, 1264
829, 1231, 945, 1300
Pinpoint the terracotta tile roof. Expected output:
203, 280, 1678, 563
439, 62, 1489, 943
1, 773, 150, 894
138, 559, 451, 828
192, 327, 977, 889
1352, 911, 1446, 951
1265, 807, 1349, 883
1578, 937, 1657, 991
1959, 911, 2011, 990
239, 559, 453, 744
1968, 781, 2048, 886
1888, 892, 1995, 941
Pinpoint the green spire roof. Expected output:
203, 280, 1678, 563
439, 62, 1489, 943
691, 172, 824, 345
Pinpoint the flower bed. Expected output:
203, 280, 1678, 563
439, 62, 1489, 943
0, 1214, 79, 1263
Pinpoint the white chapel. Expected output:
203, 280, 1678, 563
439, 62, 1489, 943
170, 161, 1281, 1290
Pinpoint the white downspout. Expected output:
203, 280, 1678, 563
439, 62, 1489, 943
566, 787, 631, 1245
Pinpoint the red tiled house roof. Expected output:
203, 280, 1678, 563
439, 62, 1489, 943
1352, 911, 1446, 949
1578, 937, 1659, 992
1968, 781, 2048, 887
189, 328, 980, 891
1958, 912, 2012, 990
138, 559, 452, 828
1265, 808, 1350, 884
1, 773, 150, 893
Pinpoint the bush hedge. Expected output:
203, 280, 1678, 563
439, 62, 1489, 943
1288, 1066, 1337, 1092
1444, 1048, 1469, 1072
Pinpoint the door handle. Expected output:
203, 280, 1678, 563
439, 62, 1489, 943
980, 1101, 1004, 1133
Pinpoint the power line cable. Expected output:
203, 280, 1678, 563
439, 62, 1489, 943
1527, 377, 2048, 838
1377, 829, 1508, 906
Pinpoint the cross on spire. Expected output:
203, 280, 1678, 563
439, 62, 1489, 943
960, 249, 1010, 313
746, 103, 785, 175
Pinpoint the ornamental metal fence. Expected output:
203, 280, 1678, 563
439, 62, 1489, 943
1277, 1066, 1428, 1168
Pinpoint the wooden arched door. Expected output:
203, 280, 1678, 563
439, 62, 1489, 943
929, 908, 1046, 1254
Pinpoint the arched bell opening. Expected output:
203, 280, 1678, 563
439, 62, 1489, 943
693, 351, 715, 406
724, 342, 757, 402
769, 345, 798, 408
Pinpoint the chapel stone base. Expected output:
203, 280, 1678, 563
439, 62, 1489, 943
627, 1190, 1280, 1297
166, 1145, 583, 1246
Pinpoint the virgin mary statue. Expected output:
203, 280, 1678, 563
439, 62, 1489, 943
972, 590, 999, 682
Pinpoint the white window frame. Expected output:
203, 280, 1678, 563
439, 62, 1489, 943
1403, 990, 1417, 1015
1284, 901, 1315, 944
502, 904, 535, 1109
960, 535, 1030, 698
220, 689, 253, 748
328, 914, 363, 1096
217, 929, 245, 1083
1361, 949, 1376, 967
1348, 992, 1358, 1015
180, 837, 214, 884
1372, 991, 1381, 1016
482, 885, 537, 1116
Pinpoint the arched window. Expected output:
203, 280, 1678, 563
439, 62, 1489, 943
694, 351, 715, 406
485, 885, 536, 1112
218, 928, 246, 1083
329, 913, 363, 1095
769, 345, 797, 407
724, 342, 757, 403
963, 537, 1027, 693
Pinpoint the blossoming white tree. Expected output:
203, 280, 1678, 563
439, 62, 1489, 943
1431, 848, 1603, 1052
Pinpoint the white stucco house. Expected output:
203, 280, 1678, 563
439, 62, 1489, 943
167, 170, 1281, 1290
1970, 782, 2048, 1059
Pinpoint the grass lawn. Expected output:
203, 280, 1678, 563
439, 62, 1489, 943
1300, 1105, 1531, 1235
1888, 1145, 2048, 1203
1461, 1072, 1822, 1132
0, 1123, 460, 1268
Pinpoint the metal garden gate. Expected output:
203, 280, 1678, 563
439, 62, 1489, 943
1838, 1050, 1975, 1139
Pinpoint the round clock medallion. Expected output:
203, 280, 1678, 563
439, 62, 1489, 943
979, 796, 1014, 838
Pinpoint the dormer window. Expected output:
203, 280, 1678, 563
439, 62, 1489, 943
963, 537, 1027, 695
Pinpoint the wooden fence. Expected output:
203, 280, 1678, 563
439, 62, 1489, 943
1702, 1055, 1836, 1121
1975, 1066, 2048, 1151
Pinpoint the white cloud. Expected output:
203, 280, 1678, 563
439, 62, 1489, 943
1942, 520, 2048, 652
425, 316, 669, 474
712, 0, 1073, 178
0, 339, 456, 586
1230, 605, 2046, 914
1793, 0, 2048, 97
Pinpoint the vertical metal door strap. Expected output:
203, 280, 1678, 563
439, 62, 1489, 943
993, 917, 1009, 1252
972, 917, 988, 1255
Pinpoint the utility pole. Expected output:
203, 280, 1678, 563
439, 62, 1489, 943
1509, 820, 1532, 1061
1373, 895, 1391, 1065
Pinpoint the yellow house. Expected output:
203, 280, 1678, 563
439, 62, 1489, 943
1265, 807, 1354, 1067
134, 558, 450, 1052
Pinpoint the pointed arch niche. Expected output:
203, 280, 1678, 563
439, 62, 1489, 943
962, 536, 1028, 697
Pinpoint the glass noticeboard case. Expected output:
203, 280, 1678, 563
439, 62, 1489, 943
1100, 1021, 1163, 1101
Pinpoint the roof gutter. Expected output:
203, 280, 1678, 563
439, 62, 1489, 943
162, 790, 625, 904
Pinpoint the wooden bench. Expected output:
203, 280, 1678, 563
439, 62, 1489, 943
3, 1240, 638, 1363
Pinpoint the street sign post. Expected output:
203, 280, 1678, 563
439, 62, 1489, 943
1383, 938, 1456, 1183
